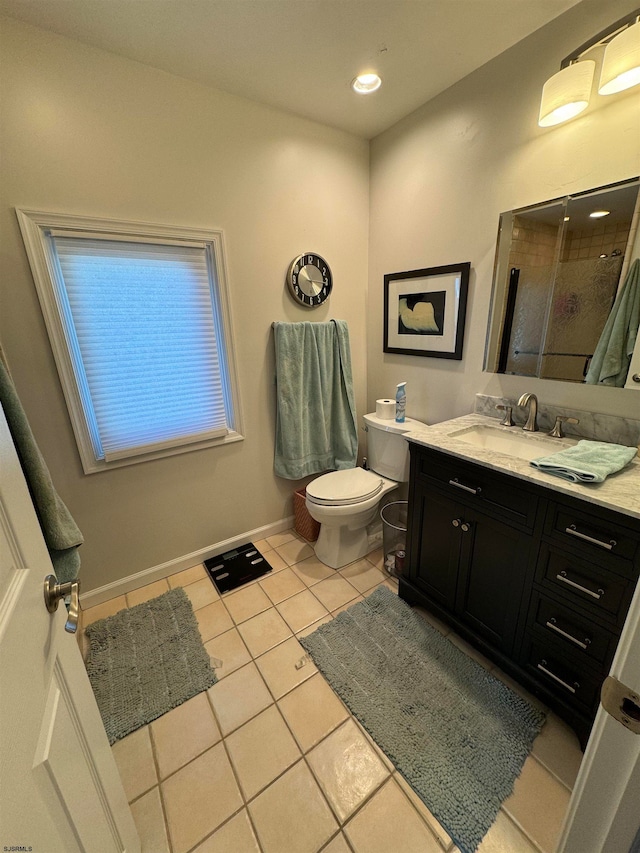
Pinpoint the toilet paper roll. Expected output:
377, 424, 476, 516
376, 399, 396, 419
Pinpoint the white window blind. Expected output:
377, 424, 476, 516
51, 235, 232, 462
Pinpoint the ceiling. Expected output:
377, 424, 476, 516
0, 0, 581, 138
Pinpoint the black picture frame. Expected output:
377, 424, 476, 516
383, 262, 470, 359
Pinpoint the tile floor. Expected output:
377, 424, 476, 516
81, 530, 585, 853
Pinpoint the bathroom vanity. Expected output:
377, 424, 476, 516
401, 414, 640, 748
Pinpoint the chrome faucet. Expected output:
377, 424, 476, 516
518, 392, 538, 432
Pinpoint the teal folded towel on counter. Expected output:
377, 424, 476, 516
530, 440, 637, 483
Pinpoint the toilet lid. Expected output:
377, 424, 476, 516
306, 468, 384, 506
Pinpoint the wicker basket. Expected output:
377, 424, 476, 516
293, 487, 320, 542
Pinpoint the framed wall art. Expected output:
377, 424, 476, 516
383, 262, 470, 359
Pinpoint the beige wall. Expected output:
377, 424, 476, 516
3, 2, 640, 594
0, 17, 369, 592
368, 0, 640, 427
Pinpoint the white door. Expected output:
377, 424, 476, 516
0, 406, 140, 852
559, 574, 640, 852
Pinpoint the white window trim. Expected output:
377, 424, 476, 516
16, 209, 244, 474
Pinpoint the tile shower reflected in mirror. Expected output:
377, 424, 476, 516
485, 177, 640, 386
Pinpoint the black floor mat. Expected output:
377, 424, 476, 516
204, 543, 273, 594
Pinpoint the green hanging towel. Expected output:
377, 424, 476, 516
585, 258, 640, 387
0, 360, 83, 582
273, 320, 357, 479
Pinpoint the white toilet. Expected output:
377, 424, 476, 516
305, 412, 423, 569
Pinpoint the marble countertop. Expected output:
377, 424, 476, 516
405, 413, 640, 522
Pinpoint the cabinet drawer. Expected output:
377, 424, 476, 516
545, 502, 638, 574
415, 449, 538, 530
521, 634, 603, 714
537, 545, 632, 627
527, 589, 618, 670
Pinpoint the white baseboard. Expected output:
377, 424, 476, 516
82, 515, 296, 609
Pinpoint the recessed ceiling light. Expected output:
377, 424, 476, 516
351, 73, 382, 94
589, 210, 611, 218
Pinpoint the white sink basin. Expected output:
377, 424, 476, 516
449, 424, 572, 462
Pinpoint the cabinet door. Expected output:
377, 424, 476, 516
410, 483, 461, 611
455, 507, 532, 654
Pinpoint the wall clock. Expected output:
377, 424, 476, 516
286, 253, 332, 307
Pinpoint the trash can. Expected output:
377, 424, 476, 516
380, 501, 407, 578
293, 487, 320, 542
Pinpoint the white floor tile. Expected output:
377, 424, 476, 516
99, 559, 576, 853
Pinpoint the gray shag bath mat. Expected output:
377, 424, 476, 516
300, 586, 545, 853
85, 586, 217, 744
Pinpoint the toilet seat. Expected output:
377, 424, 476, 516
306, 468, 384, 507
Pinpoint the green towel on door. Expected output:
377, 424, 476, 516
0, 360, 83, 581
530, 440, 637, 483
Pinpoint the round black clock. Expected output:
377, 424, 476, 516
286, 253, 332, 308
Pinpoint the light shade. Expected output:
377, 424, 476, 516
599, 19, 640, 95
538, 60, 595, 127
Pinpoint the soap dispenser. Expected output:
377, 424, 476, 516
395, 382, 406, 423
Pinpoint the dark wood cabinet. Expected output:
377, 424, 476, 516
410, 485, 459, 610
454, 505, 532, 654
410, 477, 533, 654
400, 442, 640, 748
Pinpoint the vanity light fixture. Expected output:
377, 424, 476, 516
538, 8, 640, 128
351, 73, 382, 94
538, 60, 595, 127
599, 18, 640, 94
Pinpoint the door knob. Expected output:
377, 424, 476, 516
633, 373, 640, 384
44, 575, 81, 634
601, 676, 640, 734
461, 522, 471, 532
452, 518, 461, 527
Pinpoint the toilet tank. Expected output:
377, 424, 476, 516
363, 413, 422, 482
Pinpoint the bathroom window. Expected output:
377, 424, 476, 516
16, 210, 243, 473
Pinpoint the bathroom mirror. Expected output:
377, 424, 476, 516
485, 177, 640, 388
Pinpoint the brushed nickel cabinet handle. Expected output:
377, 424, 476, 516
565, 524, 616, 551
448, 478, 481, 496
556, 570, 604, 600
537, 660, 579, 694
545, 618, 590, 650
